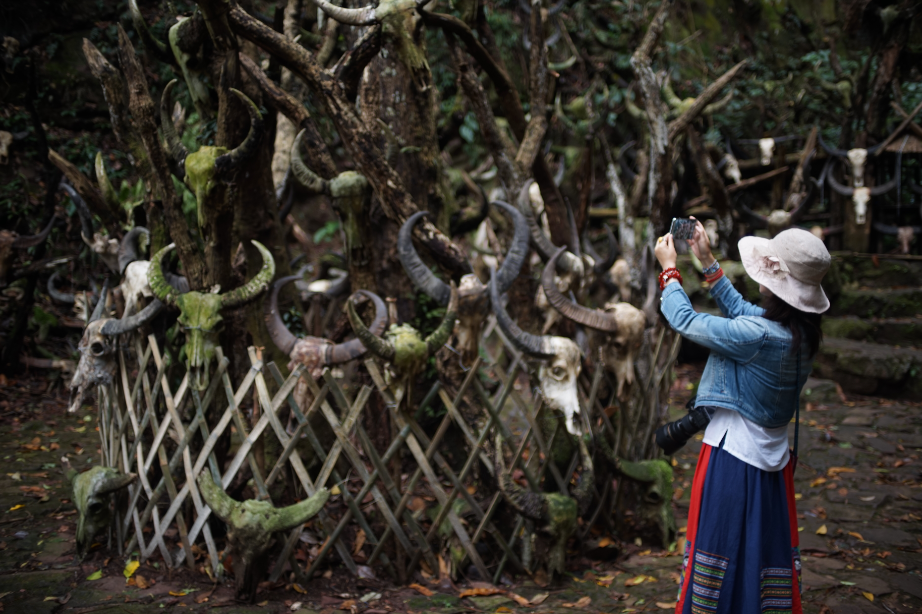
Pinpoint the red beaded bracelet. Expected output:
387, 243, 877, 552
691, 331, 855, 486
704, 269, 724, 284
658, 267, 683, 290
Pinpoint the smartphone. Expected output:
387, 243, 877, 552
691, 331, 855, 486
670, 217, 696, 241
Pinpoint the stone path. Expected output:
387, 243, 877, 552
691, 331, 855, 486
0, 368, 919, 613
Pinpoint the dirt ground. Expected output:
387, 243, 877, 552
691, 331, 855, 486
0, 363, 919, 614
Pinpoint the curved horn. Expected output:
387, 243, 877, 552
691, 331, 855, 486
590, 224, 618, 274
873, 221, 900, 235
313, 0, 377, 26
866, 140, 885, 156
346, 291, 395, 361
197, 472, 238, 524
128, 0, 174, 64
96, 471, 137, 496
542, 248, 618, 332
47, 270, 75, 304
148, 243, 178, 304
160, 80, 189, 177
517, 180, 571, 268
12, 214, 56, 249
290, 130, 328, 194
117, 227, 150, 275
548, 0, 567, 16
100, 298, 164, 336
817, 133, 848, 158
397, 212, 451, 306
60, 182, 94, 242
826, 165, 855, 196
737, 201, 768, 228
95, 152, 119, 210
220, 240, 276, 308
89, 279, 110, 323
546, 18, 562, 46
327, 290, 387, 364
870, 174, 899, 196
215, 89, 265, 175
264, 275, 300, 355
489, 266, 553, 358
265, 488, 331, 534
492, 200, 530, 295
424, 283, 458, 356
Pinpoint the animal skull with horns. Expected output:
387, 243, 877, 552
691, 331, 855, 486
64, 461, 136, 559
818, 134, 884, 188
265, 277, 388, 380
198, 472, 329, 602
148, 241, 275, 390
161, 80, 264, 229
397, 200, 530, 367
346, 285, 458, 395
69, 281, 165, 413
826, 162, 897, 225
737, 135, 802, 167
542, 248, 646, 401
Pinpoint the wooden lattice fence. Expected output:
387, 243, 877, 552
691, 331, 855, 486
93, 315, 680, 583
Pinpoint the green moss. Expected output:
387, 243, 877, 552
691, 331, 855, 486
822, 317, 874, 341
829, 288, 922, 319
388, 324, 428, 376
183, 146, 226, 228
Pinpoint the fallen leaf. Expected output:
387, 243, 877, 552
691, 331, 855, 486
7, 505, 24, 512
459, 587, 504, 597
87, 570, 103, 581
408, 584, 433, 597
495, 608, 512, 613
353, 529, 366, 556
292, 583, 308, 594
529, 593, 549, 605
330, 485, 341, 496
338, 599, 356, 610
657, 602, 677, 610
815, 525, 827, 535
862, 592, 874, 601
562, 596, 591, 608
123, 560, 140, 579
360, 592, 381, 603
848, 531, 868, 541
507, 592, 530, 607
625, 574, 657, 586
8, 473, 20, 481
827, 467, 856, 478
598, 536, 613, 548
135, 575, 149, 590
596, 574, 616, 587
43, 597, 58, 602
290, 602, 303, 612
860, 496, 875, 502
810, 477, 827, 487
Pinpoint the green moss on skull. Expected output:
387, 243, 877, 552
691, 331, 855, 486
176, 292, 224, 387
183, 146, 227, 228
387, 323, 429, 376
329, 171, 369, 252
545, 493, 577, 578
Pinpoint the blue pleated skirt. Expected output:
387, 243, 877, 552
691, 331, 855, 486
675, 443, 802, 614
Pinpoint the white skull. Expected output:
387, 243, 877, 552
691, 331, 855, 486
722, 154, 741, 183
758, 138, 775, 166
896, 227, 914, 255
703, 219, 720, 248
846, 148, 867, 188
607, 259, 631, 303
537, 337, 582, 436
454, 274, 488, 364
121, 260, 153, 316
85, 232, 120, 273
810, 226, 825, 240
599, 302, 645, 400
767, 209, 792, 237
0, 131, 12, 165
852, 187, 870, 224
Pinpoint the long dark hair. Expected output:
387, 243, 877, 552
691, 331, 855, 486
761, 294, 823, 356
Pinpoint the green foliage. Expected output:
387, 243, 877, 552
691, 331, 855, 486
313, 220, 341, 244
30, 306, 58, 341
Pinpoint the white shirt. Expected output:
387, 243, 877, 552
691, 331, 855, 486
701, 408, 790, 472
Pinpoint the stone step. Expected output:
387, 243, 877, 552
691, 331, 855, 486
822, 316, 922, 346
826, 287, 922, 319
828, 253, 922, 289
814, 338, 922, 399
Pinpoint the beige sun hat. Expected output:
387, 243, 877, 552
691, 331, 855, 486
738, 228, 831, 314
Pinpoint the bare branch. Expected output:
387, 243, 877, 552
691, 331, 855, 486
47, 150, 119, 230
514, 2, 549, 172
668, 60, 747, 140
332, 25, 383, 102
687, 127, 735, 257
239, 53, 337, 179
784, 126, 816, 211
227, 3, 471, 274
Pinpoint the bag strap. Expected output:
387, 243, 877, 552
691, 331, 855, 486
793, 349, 801, 458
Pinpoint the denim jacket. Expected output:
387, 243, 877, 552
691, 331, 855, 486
660, 275, 810, 429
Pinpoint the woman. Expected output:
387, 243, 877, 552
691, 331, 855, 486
654, 220, 830, 614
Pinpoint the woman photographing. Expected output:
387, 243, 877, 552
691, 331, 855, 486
654, 220, 830, 614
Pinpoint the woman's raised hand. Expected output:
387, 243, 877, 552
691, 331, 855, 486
688, 217, 716, 268
654, 234, 677, 270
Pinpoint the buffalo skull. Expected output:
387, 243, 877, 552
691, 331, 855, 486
67, 464, 137, 559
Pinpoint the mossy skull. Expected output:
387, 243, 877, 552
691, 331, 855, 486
149, 241, 275, 389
